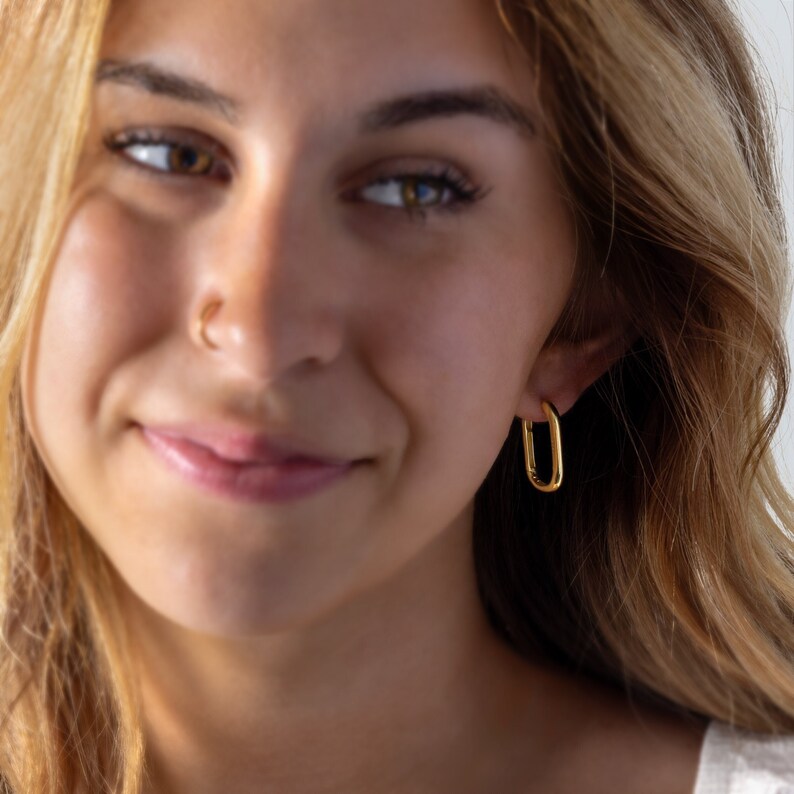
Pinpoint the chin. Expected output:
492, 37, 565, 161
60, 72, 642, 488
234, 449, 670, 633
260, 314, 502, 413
107, 541, 355, 638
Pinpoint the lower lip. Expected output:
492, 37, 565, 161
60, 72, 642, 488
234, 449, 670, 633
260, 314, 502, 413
138, 425, 357, 503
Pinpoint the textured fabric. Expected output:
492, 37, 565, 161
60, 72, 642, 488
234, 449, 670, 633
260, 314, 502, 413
693, 720, 794, 794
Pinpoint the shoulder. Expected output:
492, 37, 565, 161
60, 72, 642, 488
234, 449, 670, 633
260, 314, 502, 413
504, 667, 710, 794
568, 696, 708, 794
693, 721, 794, 794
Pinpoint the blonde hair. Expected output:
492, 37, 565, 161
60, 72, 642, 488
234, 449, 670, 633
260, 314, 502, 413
0, 2, 142, 792
0, 0, 792, 790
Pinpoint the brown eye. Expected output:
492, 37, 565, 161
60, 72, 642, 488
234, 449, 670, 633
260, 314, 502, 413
400, 176, 446, 208
360, 175, 453, 210
103, 130, 228, 181
167, 144, 215, 175
351, 167, 489, 223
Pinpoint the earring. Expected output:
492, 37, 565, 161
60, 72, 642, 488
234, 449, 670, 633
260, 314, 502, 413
196, 300, 222, 350
522, 400, 563, 493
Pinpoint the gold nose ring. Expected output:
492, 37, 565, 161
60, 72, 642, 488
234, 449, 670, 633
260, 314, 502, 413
197, 300, 221, 350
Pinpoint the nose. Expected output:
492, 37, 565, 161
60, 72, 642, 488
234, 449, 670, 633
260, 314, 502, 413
191, 186, 346, 384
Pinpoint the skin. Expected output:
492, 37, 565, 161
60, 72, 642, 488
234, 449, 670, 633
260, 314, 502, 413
21, 0, 706, 791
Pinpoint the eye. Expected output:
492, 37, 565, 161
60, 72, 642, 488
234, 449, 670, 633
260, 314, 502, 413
362, 175, 456, 209
352, 168, 489, 220
103, 129, 231, 181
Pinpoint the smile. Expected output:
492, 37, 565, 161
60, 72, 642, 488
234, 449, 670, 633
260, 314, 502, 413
137, 425, 358, 503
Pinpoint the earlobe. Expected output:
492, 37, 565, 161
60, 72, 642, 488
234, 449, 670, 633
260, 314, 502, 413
516, 323, 636, 423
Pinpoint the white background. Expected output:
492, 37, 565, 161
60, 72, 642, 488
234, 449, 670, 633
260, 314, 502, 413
736, 1, 793, 487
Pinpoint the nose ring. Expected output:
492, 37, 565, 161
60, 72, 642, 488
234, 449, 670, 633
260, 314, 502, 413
196, 300, 222, 350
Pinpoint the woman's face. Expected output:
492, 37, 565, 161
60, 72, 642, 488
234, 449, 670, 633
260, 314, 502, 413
21, 0, 577, 635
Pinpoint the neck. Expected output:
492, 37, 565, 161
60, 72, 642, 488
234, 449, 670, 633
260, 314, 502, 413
118, 507, 546, 793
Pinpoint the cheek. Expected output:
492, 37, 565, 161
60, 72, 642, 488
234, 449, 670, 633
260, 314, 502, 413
353, 221, 573, 507
374, 203, 574, 420
21, 191, 183, 482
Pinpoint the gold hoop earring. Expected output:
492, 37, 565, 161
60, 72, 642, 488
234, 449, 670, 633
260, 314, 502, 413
522, 400, 563, 493
197, 300, 221, 350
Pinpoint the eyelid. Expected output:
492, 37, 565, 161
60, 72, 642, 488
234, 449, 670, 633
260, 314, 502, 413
102, 126, 235, 181
341, 157, 488, 206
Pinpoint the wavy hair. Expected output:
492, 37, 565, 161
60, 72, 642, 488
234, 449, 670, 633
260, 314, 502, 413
475, 0, 794, 732
0, 0, 792, 790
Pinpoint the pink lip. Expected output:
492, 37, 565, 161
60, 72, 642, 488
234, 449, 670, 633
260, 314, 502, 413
137, 424, 359, 503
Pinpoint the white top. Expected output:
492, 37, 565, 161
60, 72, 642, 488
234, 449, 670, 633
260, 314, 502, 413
694, 720, 794, 793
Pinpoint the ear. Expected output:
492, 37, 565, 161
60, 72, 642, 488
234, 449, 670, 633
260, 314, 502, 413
516, 318, 636, 424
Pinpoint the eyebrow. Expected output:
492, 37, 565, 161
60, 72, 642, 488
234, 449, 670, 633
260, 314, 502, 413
360, 85, 536, 138
95, 58, 537, 138
96, 58, 242, 124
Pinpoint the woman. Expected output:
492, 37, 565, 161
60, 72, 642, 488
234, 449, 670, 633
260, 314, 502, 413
0, 0, 792, 791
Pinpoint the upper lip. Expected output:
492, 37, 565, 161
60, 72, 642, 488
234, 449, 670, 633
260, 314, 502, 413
137, 422, 357, 466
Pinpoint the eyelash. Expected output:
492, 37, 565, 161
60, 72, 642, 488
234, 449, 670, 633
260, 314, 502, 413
101, 128, 489, 222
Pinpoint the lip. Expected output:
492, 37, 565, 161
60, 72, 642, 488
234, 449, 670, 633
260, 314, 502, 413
136, 424, 360, 503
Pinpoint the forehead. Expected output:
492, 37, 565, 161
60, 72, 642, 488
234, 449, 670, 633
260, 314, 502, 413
100, 0, 538, 125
